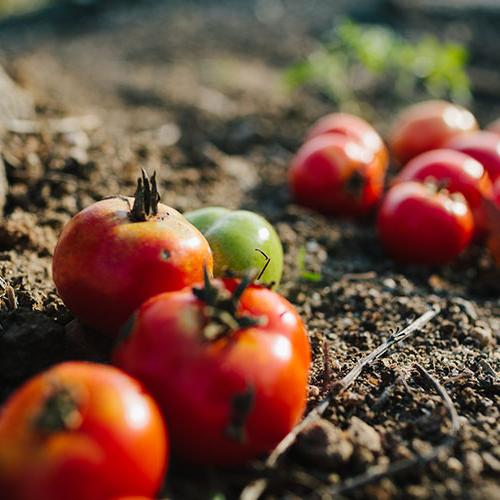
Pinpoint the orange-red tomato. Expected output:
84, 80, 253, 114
289, 134, 386, 216
306, 112, 389, 167
114, 278, 310, 466
389, 100, 478, 165
377, 182, 474, 264
444, 131, 500, 183
0, 362, 168, 500
394, 149, 493, 235
53, 173, 212, 335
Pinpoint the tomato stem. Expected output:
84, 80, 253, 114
130, 169, 160, 221
34, 384, 82, 435
192, 267, 265, 341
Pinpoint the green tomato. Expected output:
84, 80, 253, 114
184, 207, 230, 234
185, 208, 283, 287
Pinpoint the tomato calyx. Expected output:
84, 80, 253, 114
192, 268, 266, 341
34, 383, 82, 435
130, 169, 161, 222
226, 386, 256, 442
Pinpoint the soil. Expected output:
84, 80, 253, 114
0, 1, 499, 499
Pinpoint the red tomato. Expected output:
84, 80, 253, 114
486, 118, 500, 136
444, 131, 500, 182
306, 112, 389, 167
394, 149, 493, 235
494, 178, 500, 206
113, 277, 310, 466
53, 171, 213, 335
289, 134, 386, 216
0, 362, 168, 500
377, 181, 473, 264
389, 100, 478, 165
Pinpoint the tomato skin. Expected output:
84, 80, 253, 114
53, 197, 213, 335
389, 100, 478, 165
394, 149, 493, 235
377, 182, 473, 264
113, 280, 310, 466
306, 112, 389, 167
444, 131, 500, 182
185, 208, 283, 287
0, 362, 168, 500
486, 118, 500, 136
289, 134, 386, 216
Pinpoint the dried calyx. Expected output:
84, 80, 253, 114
130, 169, 160, 222
34, 384, 82, 435
192, 267, 266, 341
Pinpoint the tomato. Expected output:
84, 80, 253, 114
289, 134, 386, 216
486, 180, 500, 265
486, 118, 500, 136
53, 171, 213, 335
494, 177, 500, 206
394, 149, 493, 235
389, 100, 478, 165
185, 207, 283, 287
377, 181, 473, 264
113, 275, 310, 466
444, 131, 500, 182
306, 112, 389, 168
0, 362, 168, 500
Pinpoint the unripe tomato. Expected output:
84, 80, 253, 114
486, 118, 500, 136
444, 131, 500, 182
377, 181, 473, 264
53, 171, 213, 335
113, 276, 310, 466
0, 362, 168, 500
306, 112, 389, 168
389, 100, 478, 165
394, 149, 493, 235
289, 134, 386, 216
185, 207, 283, 287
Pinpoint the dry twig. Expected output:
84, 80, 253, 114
240, 306, 440, 500
313, 363, 461, 497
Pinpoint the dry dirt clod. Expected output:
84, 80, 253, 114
295, 418, 353, 468
347, 416, 382, 464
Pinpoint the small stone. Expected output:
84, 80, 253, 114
470, 326, 492, 347
347, 416, 383, 464
447, 457, 463, 474
295, 418, 353, 468
464, 451, 483, 479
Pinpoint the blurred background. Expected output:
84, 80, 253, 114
1, 0, 500, 131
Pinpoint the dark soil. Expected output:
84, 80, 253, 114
0, 1, 499, 499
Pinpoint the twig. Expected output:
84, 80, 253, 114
315, 363, 461, 498
239, 306, 440, 500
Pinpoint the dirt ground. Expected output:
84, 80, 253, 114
0, 1, 499, 498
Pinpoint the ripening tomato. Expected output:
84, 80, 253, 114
185, 207, 283, 287
377, 181, 473, 264
486, 118, 500, 136
389, 100, 478, 165
53, 171, 213, 335
113, 276, 310, 466
394, 149, 493, 235
306, 112, 389, 168
444, 131, 500, 182
0, 362, 168, 500
289, 134, 386, 216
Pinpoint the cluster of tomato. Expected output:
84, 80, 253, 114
289, 100, 500, 265
0, 172, 311, 500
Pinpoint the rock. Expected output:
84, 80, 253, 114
0, 64, 35, 126
348, 416, 382, 453
0, 155, 7, 216
295, 418, 353, 468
